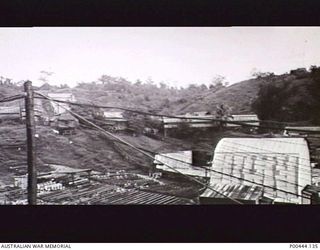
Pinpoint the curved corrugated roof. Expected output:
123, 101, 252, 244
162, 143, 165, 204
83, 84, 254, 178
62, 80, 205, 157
215, 138, 309, 155
209, 137, 311, 204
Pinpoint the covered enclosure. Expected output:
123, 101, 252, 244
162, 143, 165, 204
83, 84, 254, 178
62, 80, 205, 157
154, 151, 208, 177
226, 114, 259, 127
203, 138, 311, 204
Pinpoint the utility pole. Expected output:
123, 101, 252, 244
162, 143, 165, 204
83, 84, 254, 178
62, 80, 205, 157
24, 81, 37, 205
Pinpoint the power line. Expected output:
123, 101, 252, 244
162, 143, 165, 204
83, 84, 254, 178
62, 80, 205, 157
221, 140, 312, 170
0, 94, 24, 103
71, 108, 310, 201
62, 100, 310, 191
34, 95, 320, 134
217, 142, 312, 171
36, 91, 243, 204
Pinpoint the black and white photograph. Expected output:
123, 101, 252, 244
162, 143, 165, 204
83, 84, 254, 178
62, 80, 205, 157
0, 27, 319, 206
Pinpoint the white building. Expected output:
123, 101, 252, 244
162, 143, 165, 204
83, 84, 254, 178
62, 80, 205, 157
154, 150, 208, 177
283, 126, 320, 136
102, 111, 128, 131
203, 138, 311, 204
226, 114, 259, 127
14, 175, 28, 189
47, 93, 76, 115
103, 111, 124, 119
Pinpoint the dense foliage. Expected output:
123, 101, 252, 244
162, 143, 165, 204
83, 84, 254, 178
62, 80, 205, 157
252, 66, 320, 125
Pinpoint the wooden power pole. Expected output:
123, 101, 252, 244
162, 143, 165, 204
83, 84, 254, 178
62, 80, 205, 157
24, 81, 37, 205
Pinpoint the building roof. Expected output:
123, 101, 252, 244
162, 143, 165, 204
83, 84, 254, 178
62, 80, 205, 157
229, 114, 259, 120
209, 138, 311, 204
102, 112, 127, 123
103, 111, 124, 119
163, 115, 217, 129
48, 93, 74, 99
201, 183, 263, 201
285, 126, 320, 132
226, 114, 259, 127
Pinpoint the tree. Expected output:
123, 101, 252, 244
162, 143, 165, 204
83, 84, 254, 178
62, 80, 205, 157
98, 75, 114, 85
200, 84, 208, 91
134, 79, 142, 86
59, 84, 69, 89
39, 70, 54, 85
211, 75, 229, 89
308, 65, 320, 124
216, 104, 231, 119
250, 68, 275, 79
252, 84, 281, 120
187, 84, 198, 90
144, 77, 154, 86
159, 81, 167, 89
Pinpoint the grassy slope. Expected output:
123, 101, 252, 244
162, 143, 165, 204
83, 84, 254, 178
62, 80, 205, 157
175, 78, 264, 114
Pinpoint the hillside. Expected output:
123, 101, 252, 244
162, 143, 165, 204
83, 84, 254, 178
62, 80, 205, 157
173, 78, 264, 114
47, 68, 319, 121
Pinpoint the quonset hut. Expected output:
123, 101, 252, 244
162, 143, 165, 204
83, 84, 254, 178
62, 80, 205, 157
200, 138, 312, 204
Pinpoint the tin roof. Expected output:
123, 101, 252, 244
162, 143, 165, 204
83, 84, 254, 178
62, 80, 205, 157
210, 138, 312, 204
48, 93, 74, 99
285, 126, 320, 132
229, 114, 259, 120
201, 183, 263, 201
103, 111, 123, 118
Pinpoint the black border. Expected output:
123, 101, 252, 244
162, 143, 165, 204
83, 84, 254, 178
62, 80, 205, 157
0, 0, 319, 26
0, 0, 320, 243
1, 205, 320, 242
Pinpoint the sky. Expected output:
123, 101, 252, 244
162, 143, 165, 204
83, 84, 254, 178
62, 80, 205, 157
0, 27, 320, 87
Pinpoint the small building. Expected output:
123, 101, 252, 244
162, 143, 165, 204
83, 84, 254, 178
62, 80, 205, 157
225, 114, 259, 128
207, 138, 311, 204
163, 113, 217, 129
14, 174, 28, 189
283, 126, 320, 137
37, 181, 64, 192
163, 112, 219, 137
47, 93, 76, 115
13, 174, 64, 192
143, 127, 159, 135
200, 184, 264, 204
154, 150, 209, 178
102, 111, 128, 131
284, 126, 320, 164
0, 106, 21, 122
51, 113, 79, 135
